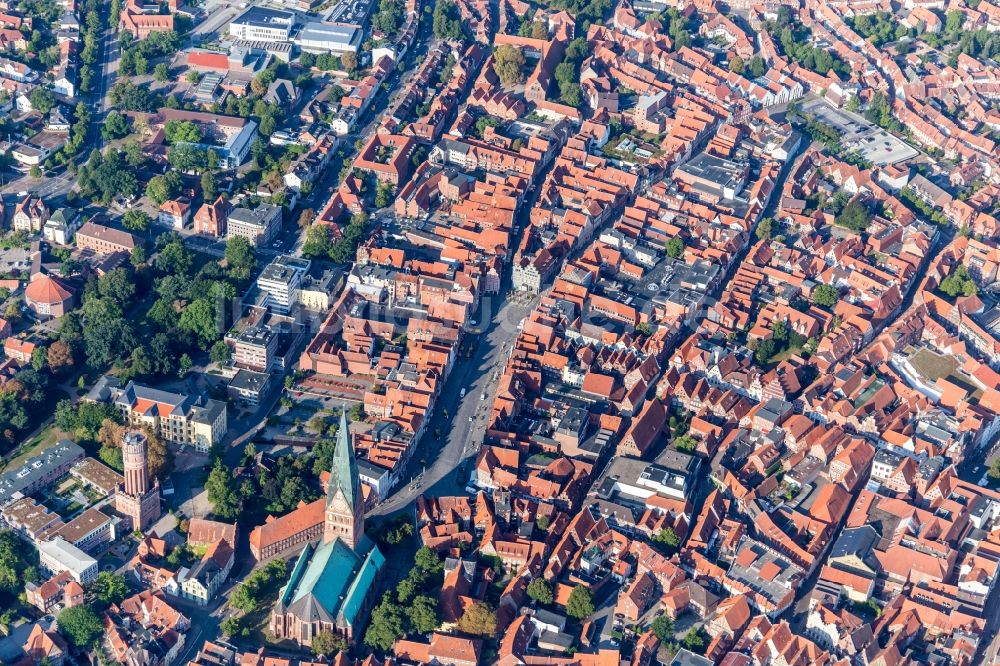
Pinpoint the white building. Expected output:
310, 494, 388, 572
256, 255, 311, 314
38, 537, 99, 585
42, 208, 81, 245
180, 543, 234, 605
294, 22, 362, 54
229, 7, 295, 42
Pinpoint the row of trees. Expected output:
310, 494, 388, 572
222, 559, 288, 638
728, 54, 767, 79
553, 38, 590, 107
364, 547, 446, 650
300, 51, 357, 73
77, 0, 103, 93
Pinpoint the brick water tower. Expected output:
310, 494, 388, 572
114, 429, 162, 532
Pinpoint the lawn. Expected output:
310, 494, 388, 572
0, 425, 69, 473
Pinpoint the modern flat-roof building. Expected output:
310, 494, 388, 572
228, 204, 282, 247
227, 368, 271, 406
0, 440, 84, 507
294, 22, 362, 54
38, 537, 99, 584
70, 458, 124, 496
257, 255, 311, 313
52, 507, 119, 553
1, 497, 65, 544
85, 376, 227, 453
229, 7, 295, 42
674, 151, 749, 202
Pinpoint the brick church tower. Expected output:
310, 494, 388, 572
323, 412, 364, 549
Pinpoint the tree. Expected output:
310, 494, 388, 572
566, 585, 594, 620
407, 594, 440, 634
186, 70, 200, 83
179, 299, 219, 348
414, 546, 443, 574
756, 217, 775, 240
156, 238, 193, 276
812, 284, 839, 308
651, 614, 674, 642
527, 578, 553, 605
154, 63, 170, 82
92, 572, 129, 606
835, 199, 870, 232
674, 434, 697, 454
201, 171, 217, 200
653, 527, 681, 554
365, 598, 407, 650
58, 606, 103, 649
988, 457, 1000, 483
494, 44, 527, 85
754, 338, 776, 365
29, 87, 55, 114
666, 236, 684, 259
682, 627, 709, 655
312, 630, 346, 657
374, 181, 394, 208
29, 347, 46, 372
146, 171, 183, 206
224, 236, 257, 282
945, 9, 964, 34
220, 616, 242, 637
102, 112, 131, 141
748, 54, 765, 78
99, 268, 136, 307
729, 56, 745, 73
0, 530, 36, 593
298, 208, 316, 229
178, 353, 193, 376
939, 264, 978, 298
123, 209, 151, 232
302, 223, 332, 258
341, 51, 357, 72
206, 461, 241, 518
771, 319, 788, 341
29, 165, 41, 179
46, 340, 75, 375
457, 602, 497, 636
210, 340, 230, 364
164, 120, 202, 144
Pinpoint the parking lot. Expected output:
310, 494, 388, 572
802, 99, 919, 166
324, 0, 372, 23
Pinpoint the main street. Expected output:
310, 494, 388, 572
1, 10, 118, 201
368, 287, 538, 517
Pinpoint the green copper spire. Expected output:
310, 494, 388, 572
327, 410, 359, 507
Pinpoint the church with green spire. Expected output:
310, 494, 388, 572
269, 412, 385, 646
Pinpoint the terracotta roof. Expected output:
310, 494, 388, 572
248, 498, 324, 555
187, 518, 237, 548
76, 221, 137, 250
25, 274, 72, 305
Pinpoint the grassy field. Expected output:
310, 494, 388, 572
0, 425, 69, 473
